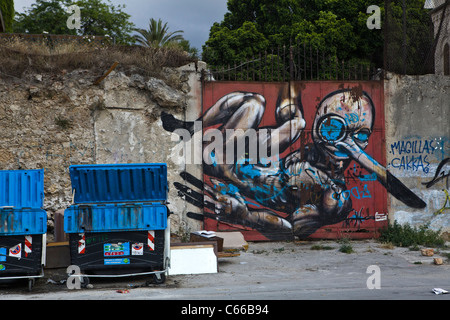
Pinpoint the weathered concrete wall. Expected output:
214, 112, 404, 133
0, 62, 206, 239
384, 72, 450, 235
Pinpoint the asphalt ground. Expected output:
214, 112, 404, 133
1, 239, 449, 303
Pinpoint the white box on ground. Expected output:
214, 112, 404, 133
168, 244, 218, 275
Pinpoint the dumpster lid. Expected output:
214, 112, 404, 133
0, 169, 44, 209
69, 163, 168, 203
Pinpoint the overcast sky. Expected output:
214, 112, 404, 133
13, 0, 229, 50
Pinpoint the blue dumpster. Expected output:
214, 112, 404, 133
64, 163, 170, 285
0, 169, 47, 291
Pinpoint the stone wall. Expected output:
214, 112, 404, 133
0, 62, 206, 239
384, 72, 450, 235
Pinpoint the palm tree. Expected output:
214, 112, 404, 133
134, 18, 184, 48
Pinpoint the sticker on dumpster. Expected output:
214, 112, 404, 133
9, 244, 21, 259
78, 233, 86, 254
104, 258, 130, 265
148, 231, 155, 251
24, 235, 32, 257
104, 243, 130, 257
0, 248, 6, 262
132, 243, 143, 255
0, 264, 5, 271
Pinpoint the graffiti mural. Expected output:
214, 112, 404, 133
423, 157, 450, 215
422, 158, 450, 189
163, 82, 426, 240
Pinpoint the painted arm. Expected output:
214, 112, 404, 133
203, 179, 292, 232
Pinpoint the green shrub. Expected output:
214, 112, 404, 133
338, 238, 354, 254
379, 221, 445, 248
311, 244, 334, 250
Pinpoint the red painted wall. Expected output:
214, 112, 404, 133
201, 81, 388, 240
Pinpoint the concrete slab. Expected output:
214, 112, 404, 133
214, 232, 248, 251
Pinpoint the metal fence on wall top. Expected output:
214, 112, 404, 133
203, 44, 382, 82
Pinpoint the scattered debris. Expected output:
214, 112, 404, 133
191, 230, 216, 238
433, 258, 443, 265
432, 288, 448, 295
94, 61, 119, 85
116, 289, 129, 294
190, 230, 242, 258
421, 248, 434, 256
46, 278, 66, 285
191, 230, 224, 252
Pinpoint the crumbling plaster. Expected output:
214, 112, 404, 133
0, 61, 207, 238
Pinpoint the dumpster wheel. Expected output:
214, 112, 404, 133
81, 276, 90, 288
28, 266, 44, 291
153, 272, 166, 284
28, 278, 35, 292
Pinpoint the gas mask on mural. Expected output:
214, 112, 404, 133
312, 90, 374, 165
312, 89, 425, 209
